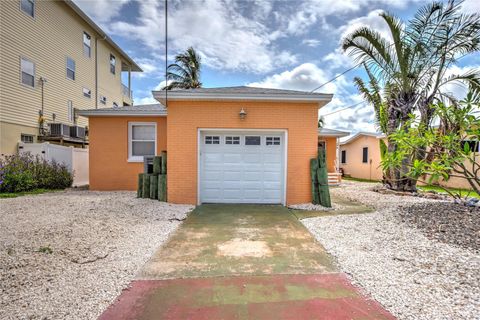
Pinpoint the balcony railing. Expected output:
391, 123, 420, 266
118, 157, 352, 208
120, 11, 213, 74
122, 84, 131, 98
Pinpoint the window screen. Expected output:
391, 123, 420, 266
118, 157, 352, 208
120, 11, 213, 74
362, 147, 368, 163
83, 32, 91, 57
341, 150, 347, 164
266, 137, 280, 145
110, 54, 116, 74
21, 58, 35, 87
245, 136, 261, 145
21, 0, 34, 17
130, 124, 156, 157
205, 136, 220, 144
67, 100, 74, 123
66, 57, 75, 80
225, 136, 240, 145
21, 134, 34, 143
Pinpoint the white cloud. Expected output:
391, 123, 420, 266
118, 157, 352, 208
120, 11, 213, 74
109, 0, 297, 74
73, 0, 130, 24
459, 0, 480, 14
302, 39, 321, 47
439, 65, 479, 100
339, 9, 392, 43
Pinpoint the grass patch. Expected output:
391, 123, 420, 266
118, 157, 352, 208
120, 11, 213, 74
38, 246, 53, 254
418, 185, 479, 199
342, 176, 380, 183
0, 188, 62, 199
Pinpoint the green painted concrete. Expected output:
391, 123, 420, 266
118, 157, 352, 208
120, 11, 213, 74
138, 204, 336, 279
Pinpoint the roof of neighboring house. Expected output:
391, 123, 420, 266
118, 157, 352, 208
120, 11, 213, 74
78, 104, 167, 117
153, 86, 333, 105
64, 0, 142, 72
340, 132, 385, 145
318, 128, 350, 137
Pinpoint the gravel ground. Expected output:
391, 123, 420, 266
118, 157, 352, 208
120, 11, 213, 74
0, 190, 193, 320
399, 202, 479, 252
288, 202, 343, 211
303, 181, 480, 320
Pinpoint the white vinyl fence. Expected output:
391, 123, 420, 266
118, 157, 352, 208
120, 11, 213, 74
18, 142, 89, 187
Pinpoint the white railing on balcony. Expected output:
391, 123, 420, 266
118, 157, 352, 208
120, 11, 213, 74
122, 84, 131, 98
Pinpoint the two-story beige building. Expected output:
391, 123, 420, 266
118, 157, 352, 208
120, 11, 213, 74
0, 0, 142, 154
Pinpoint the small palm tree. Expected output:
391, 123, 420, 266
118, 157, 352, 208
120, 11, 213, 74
164, 47, 202, 90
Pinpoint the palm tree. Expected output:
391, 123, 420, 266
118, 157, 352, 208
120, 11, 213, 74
163, 47, 202, 90
343, 1, 480, 191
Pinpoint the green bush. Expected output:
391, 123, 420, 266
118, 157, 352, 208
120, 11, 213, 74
0, 153, 73, 193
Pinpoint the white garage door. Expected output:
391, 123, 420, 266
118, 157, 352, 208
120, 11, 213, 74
199, 131, 286, 204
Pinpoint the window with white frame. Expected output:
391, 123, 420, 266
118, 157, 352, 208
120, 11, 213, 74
83, 87, 91, 98
67, 100, 74, 123
128, 122, 156, 161
83, 32, 91, 57
66, 57, 75, 80
20, 0, 34, 17
21, 134, 34, 143
205, 136, 220, 144
225, 136, 240, 145
110, 54, 116, 74
20, 57, 35, 87
266, 136, 281, 145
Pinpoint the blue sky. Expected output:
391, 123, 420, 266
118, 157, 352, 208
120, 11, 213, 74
74, 0, 479, 134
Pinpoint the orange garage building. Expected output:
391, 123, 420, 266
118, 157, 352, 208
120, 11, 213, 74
79, 87, 334, 205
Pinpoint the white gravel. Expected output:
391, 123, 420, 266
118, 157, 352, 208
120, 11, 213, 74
302, 181, 480, 320
0, 190, 193, 320
288, 203, 341, 211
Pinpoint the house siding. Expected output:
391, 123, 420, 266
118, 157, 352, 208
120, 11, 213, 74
318, 136, 337, 172
88, 116, 167, 190
340, 135, 383, 181
0, 0, 133, 154
166, 100, 319, 205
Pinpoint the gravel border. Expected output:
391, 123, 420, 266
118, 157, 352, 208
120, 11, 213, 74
0, 190, 193, 320
302, 181, 480, 320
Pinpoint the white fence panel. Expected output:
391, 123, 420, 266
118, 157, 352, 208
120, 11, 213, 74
18, 142, 89, 187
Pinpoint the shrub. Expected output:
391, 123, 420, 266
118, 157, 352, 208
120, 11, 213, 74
0, 153, 73, 193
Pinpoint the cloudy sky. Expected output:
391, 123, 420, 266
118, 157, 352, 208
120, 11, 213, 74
74, 0, 479, 134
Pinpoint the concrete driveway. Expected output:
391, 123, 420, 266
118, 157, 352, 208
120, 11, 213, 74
99, 205, 394, 320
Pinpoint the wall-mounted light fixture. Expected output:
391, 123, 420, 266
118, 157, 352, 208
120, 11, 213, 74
239, 108, 247, 120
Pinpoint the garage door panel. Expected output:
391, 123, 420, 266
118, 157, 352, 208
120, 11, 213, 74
200, 131, 285, 204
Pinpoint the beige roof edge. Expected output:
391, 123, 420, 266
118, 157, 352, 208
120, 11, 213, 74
340, 132, 385, 145
64, 0, 142, 72
152, 91, 334, 106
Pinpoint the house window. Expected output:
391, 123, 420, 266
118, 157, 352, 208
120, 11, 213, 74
67, 100, 74, 123
20, 0, 34, 17
20, 57, 35, 87
341, 150, 347, 164
362, 147, 368, 163
66, 57, 75, 80
266, 137, 281, 146
83, 87, 91, 98
225, 136, 240, 145
21, 134, 34, 143
83, 32, 91, 57
205, 136, 220, 144
245, 136, 261, 145
110, 54, 116, 74
128, 122, 156, 161
100, 95, 107, 104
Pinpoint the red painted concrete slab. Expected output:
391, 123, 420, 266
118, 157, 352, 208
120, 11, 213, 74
99, 274, 395, 320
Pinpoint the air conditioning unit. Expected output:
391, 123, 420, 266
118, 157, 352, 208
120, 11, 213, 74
70, 125, 86, 139
49, 123, 70, 137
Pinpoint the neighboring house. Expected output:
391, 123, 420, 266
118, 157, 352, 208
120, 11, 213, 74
318, 127, 350, 185
0, 0, 142, 155
79, 86, 333, 205
339, 132, 385, 181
